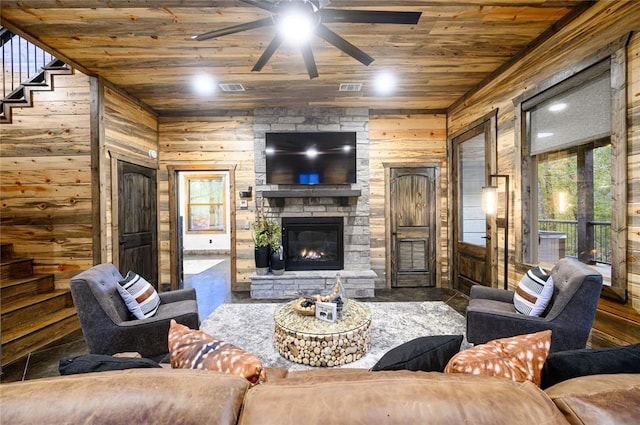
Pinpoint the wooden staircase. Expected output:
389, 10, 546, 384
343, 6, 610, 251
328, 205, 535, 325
0, 58, 73, 124
1, 243, 80, 366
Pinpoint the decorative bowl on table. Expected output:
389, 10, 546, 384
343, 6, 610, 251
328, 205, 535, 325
293, 296, 317, 316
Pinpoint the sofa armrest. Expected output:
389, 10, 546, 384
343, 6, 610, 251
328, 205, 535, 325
470, 285, 515, 303
466, 304, 551, 344
545, 374, 640, 425
158, 288, 197, 304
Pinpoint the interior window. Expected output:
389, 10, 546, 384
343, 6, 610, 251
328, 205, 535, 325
186, 175, 226, 233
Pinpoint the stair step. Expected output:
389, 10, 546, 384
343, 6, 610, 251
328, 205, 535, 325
1, 97, 27, 104
1, 273, 55, 302
0, 243, 13, 260
22, 81, 48, 87
1, 308, 80, 365
1, 290, 73, 331
0, 258, 34, 280
42, 59, 67, 70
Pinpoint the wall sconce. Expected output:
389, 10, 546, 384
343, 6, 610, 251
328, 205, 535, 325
482, 174, 510, 290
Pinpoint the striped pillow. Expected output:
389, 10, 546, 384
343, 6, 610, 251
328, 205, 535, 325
116, 271, 161, 319
513, 267, 554, 316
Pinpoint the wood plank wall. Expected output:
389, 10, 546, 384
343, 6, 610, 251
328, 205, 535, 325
100, 83, 159, 268
369, 114, 448, 288
158, 115, 255, 290
0, 72, 93, 288
447, 1, 640, 343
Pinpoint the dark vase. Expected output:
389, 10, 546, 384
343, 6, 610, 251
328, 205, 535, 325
255, 246, 270, 275
271, 247, 285, 275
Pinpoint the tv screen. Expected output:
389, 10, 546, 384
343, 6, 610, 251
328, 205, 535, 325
265, 132, 356, 185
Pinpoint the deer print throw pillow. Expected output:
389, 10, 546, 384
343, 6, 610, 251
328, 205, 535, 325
444, 330, 552, 387
168, 320, 266, 385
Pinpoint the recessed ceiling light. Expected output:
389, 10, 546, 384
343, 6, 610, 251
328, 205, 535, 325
537, 132, 554, 139
375, 72, 396, 95
265, 147, 275, 155
193, 73, 216, 96
548, 103, 567, 112
305, 147, 318, 158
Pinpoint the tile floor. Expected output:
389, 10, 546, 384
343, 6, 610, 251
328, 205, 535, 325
0, 256, 469, 383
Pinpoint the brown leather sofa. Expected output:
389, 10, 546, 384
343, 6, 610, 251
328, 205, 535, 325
1, 367, 638, 425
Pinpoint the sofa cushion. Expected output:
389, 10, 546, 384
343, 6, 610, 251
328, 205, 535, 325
371, 335, 463, 372
545, 373, 640, 425
514, 267, 554, 316
444, 330, 551, 386
240, 370, 569, 425
116, 271, 161, 319
1, 369, 249, 425
541, 343, 640, 389
168, 320, 266, 385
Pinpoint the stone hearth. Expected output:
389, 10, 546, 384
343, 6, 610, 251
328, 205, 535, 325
250, 270, 376, 299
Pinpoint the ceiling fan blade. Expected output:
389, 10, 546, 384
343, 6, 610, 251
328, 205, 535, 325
192, 17, 273, 41
315, 24, 374, 66
252, 33, 284, 72
300, 44, 319, 79
239, 0, 278, 13
320, 9, 421, 25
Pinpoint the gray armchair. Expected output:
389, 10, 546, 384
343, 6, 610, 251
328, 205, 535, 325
70, 263, 200, 360
466, 257, 602, 353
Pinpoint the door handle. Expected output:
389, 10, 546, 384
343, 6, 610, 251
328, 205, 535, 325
481, 235, 491, 240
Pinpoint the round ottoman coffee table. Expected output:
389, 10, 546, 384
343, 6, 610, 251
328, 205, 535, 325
273, 299, 372, 367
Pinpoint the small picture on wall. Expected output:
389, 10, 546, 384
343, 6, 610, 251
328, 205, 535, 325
315, 302, 337, 323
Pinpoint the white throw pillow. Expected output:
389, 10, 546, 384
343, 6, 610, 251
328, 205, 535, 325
513, 267, 554, 316
116, 271, 161, 319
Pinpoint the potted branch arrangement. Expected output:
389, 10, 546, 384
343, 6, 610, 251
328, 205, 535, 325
252, 219, 272, 275
269, 223, 285, 275
252, 200, 284, 275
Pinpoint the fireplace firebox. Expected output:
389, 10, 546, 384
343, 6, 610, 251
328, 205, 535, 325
282, 217, 344, 271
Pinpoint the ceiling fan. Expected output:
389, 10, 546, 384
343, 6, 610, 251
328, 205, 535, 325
192, 0, 421, 79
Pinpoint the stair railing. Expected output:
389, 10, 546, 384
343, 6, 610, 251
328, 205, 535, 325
1, 27, 54, 99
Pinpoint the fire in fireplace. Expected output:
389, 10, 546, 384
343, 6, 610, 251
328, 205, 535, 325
282, 217, 344, 271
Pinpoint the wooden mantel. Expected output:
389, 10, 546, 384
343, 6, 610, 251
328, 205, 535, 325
262, 189, 361, 207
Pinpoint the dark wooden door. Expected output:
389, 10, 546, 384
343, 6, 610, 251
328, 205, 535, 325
390, 167, 437, 287
117, 160, 158, 287
452, 125, 492, 295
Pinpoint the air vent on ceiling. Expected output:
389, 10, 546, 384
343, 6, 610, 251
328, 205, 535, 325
339, 83, 362, 92
219, 83, 245, 92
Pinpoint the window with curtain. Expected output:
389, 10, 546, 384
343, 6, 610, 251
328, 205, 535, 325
186, 174, 226, 233
523, 61, 612, 270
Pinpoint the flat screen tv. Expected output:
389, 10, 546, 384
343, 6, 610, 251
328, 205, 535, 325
265, 132, 356, 185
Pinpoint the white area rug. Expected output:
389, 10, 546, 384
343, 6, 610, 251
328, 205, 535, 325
200, 301, 469, 370
183, 259, 223, 275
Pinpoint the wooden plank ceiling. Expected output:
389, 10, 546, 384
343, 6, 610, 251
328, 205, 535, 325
1, 0, 591, 115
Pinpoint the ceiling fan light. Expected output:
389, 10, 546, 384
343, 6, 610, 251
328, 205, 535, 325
277, 10, 316, 44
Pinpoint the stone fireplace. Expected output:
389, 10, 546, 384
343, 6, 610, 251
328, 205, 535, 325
249, 107, 376, 299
